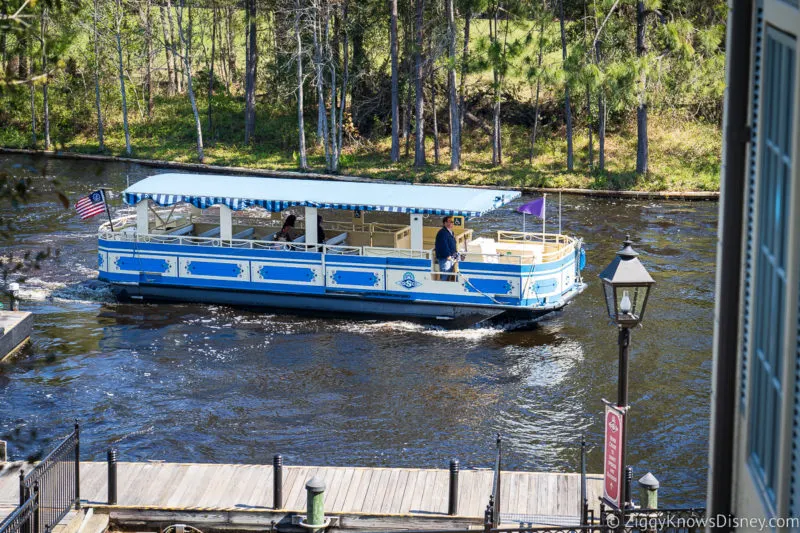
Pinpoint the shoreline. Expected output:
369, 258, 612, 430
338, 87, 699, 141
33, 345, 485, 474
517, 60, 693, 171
0, 147, 720, 201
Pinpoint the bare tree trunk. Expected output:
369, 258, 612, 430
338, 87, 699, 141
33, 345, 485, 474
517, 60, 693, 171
313, 5, 329, 157
93, 0, 104, 150
431, 73, 439, 165
559, 0, 573, 171
166, 0, 182, 94
208, 4, 216, 134
160, 7, 175, 96
446, 0, 459, 169
389, 0, 400, 162
529, 12, 544, 164
29, 80, 36, 146
413, 0, 425, 167
244, 0, 257, 144
491, 7, 500, 166
583, 0, 592, 169
635, 0, 648, 175
337, 0, 349, 159
41, 7, 50, 150
138, 0, 153, 119
459, 10, 470, 140
177, 0, 203, 162
115, 0, 132, 155
294, 1, 307, 170
226, 7, 235, 94
596, 40, 605, 171
0, 1, 6, 75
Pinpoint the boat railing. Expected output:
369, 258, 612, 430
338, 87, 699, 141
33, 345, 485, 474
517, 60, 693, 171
496, 231, 577, 263
461, 252, 524, 265
98, 230, 428, 260
363, 246, 430, 259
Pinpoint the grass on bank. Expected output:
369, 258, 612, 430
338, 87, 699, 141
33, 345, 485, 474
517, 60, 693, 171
0, 94, 721, 192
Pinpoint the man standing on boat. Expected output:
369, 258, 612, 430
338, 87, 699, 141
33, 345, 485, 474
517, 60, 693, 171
435, 216, 459, 281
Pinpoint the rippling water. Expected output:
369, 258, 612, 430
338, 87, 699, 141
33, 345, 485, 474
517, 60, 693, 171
0, 154, 717, 507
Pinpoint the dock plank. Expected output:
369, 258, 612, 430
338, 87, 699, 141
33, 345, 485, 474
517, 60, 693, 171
340, 468, 365, 513
330, 468, 355, 513
350, 468, 374, 513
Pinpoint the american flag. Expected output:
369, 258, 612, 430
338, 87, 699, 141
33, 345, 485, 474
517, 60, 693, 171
75, 190, 107, 220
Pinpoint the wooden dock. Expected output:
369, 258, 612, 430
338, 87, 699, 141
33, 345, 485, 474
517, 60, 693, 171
0, 311, 32, 362
1, 461, 603, 531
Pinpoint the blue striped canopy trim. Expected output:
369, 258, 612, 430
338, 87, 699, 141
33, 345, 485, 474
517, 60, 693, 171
125, 193, 496, 218
125, 193, 302, 212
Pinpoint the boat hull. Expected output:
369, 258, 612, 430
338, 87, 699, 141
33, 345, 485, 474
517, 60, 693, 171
111, 282, 565, 328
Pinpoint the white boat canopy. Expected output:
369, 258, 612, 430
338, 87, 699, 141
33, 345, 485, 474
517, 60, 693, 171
123, 173, 521, 218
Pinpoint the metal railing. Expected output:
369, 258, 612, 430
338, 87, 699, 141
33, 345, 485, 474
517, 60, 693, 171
0, 485, 40, 533
18, 423, 80, 533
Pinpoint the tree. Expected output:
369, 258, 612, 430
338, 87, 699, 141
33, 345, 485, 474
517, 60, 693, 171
176, 0, 203, 162
294, 0, 307, 169
389, 0, 400, 162
445, 0, 459, 169
558, 0, 573, 171
635, 0, 647, 175
92, 0, 104, 150
413, 0, 425, 168
244, 0, 257, 144
40, 6, 50, 150
114, 0, 132, 155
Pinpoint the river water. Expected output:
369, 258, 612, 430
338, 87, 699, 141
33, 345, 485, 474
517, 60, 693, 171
0, 153, 717, 507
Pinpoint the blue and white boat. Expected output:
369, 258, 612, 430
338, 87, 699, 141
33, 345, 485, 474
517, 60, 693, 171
97, 173, 586, 327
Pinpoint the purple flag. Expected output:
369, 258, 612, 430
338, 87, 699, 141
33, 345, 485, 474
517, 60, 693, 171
517, 197, 545, 218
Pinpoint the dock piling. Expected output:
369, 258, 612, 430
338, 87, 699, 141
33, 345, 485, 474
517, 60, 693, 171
305, 477, 326, 530
273, 454, 283, 509
107, 448, 118, 505
638, 472, 659, 509
448, 459, 459, 515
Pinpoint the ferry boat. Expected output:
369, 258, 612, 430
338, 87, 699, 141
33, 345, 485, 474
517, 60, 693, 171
97, 173, 586, 327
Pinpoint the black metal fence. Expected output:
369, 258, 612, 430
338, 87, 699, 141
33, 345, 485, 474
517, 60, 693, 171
0, 484, 40, 533
16, 423, 80, 533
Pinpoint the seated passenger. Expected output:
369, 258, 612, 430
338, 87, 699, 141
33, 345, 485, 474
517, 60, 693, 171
275, 214, 296, 242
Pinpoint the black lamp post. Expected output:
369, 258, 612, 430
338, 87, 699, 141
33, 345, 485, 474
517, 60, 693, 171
599, 236, 655, 507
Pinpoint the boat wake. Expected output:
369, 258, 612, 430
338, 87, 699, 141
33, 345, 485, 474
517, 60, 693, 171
17, 277, 116, 304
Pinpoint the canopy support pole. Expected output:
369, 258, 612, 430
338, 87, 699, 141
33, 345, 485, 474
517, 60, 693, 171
136, 200, 149, 235
220, 205, 233, 241
305, 206, 318, 245
410, 214, 423, 251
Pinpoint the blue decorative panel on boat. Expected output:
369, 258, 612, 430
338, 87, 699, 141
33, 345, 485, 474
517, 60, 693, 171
115, 256, 169, 274
187, 261, 242, 278
464, 278, 512, 295
534, 278, 558, 292
259, 266, 316, 283
332, 270, 380, 287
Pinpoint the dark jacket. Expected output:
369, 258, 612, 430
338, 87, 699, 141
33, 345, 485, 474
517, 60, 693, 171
435, 227, 458, 260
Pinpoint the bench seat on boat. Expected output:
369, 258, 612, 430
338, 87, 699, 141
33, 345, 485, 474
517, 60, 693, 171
232, 228, 255, 239
169, 224, 195, 236
198, 226, 221, 238
325, 232, 348, 246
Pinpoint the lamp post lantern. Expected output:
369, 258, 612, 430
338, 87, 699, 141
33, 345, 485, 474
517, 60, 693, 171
599, 236, 655, 508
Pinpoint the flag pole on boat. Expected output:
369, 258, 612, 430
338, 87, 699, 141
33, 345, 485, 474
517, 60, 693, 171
542, 193, 547, 243
558, 191, 562, 237
101, 188, 114, 232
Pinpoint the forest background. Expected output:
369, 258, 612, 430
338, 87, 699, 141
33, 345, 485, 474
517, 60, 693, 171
0, 0, 725, 191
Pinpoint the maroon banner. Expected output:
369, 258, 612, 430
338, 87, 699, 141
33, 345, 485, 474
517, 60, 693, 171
603, 402, 626, 508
